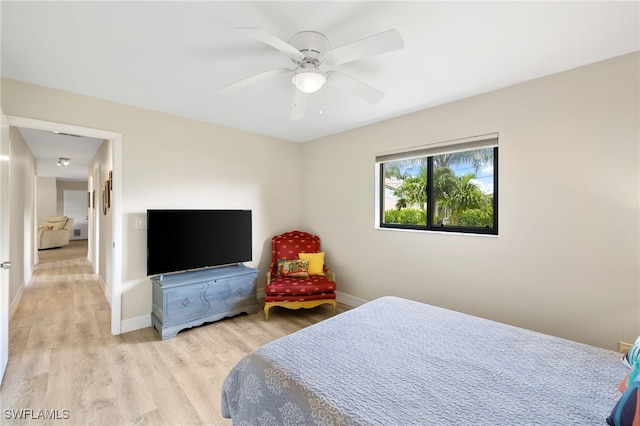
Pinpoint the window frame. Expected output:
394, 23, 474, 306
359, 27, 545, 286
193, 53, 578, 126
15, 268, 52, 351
376, 137, 498, 236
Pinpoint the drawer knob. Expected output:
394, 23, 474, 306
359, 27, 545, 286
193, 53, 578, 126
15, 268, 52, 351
182, 298, 190, 307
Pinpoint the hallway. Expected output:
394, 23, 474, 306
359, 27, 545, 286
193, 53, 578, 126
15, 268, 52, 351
1, 240, 116, 423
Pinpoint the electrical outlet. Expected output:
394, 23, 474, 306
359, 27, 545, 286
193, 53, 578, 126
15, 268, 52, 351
619, 342, 632, 354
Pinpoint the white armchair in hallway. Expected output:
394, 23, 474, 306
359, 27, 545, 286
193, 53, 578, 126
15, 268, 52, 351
38, 216, 74, 250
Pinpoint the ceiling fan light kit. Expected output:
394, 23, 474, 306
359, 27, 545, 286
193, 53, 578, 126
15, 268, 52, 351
219, 27, 404, 120
292, 66, 326, 94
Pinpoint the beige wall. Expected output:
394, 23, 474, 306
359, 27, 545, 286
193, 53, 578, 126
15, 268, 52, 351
7, 127, 36, 305
89, 140, 112, 295
36, 176, 56, 226
1, 78, 303, 322
301, 52, 640, 350
1, 52, 638, 350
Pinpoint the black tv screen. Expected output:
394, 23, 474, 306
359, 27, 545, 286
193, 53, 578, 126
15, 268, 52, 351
146, 209, 252, 276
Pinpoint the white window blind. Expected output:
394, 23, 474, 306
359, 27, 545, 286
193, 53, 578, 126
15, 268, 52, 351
375, 133, 498, 163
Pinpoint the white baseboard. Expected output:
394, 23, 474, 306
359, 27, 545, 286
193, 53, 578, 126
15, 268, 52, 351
117, 292, 368, 335
120, 314, 152, 334
97, 275, 112, 308
336, 291, 368, 308
23, 267, 32, 287
9, 282, 25, 320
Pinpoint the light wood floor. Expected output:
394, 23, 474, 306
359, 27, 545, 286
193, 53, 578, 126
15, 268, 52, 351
1, 240, 349, 425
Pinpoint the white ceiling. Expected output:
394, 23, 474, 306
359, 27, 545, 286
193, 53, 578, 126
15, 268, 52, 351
17, 127, 104, 181
2, 1, 639, 178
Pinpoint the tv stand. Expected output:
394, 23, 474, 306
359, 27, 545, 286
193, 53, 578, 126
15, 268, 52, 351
151, 264, 258, 339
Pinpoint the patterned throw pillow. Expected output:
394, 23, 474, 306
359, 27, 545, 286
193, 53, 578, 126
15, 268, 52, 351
277, 259, 309, 278
607, 374, 640, 425
623, 336, 640, 368
620, 360, 640, 393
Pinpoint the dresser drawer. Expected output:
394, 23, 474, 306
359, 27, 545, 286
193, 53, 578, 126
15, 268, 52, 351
164, 285, 209, 324
203, 279, 232, 314
225, 275, 257, 309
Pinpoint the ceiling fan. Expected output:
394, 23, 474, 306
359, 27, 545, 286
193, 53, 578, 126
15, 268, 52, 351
218, 27, 404, 120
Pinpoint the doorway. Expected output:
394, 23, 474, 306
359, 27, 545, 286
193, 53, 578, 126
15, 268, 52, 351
5, 115, 122, 335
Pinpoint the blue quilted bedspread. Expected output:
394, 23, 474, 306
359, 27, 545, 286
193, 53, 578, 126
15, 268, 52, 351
221, 296, 626, 425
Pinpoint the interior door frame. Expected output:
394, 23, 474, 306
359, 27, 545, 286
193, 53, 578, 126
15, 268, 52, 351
6, 115, 123, 335
0, 109, 11, 383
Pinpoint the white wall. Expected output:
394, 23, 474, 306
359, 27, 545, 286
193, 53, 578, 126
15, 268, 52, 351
59, 180, 89, 240
56, 180, 82, 214
63, 190, 88, 239
301, 52, 640, 350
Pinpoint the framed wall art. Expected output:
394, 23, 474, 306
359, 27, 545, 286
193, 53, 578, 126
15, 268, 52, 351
105, 181, 111, 208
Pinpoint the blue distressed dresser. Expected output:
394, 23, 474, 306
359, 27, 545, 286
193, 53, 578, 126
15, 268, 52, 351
151, 264, 258, 339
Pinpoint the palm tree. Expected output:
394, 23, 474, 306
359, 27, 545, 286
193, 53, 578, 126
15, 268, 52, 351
383, 161, 405, 179
433, 149, 493, 173
432, 166, 457, 222
440, 173, 487, 224
392, 165, 427, 209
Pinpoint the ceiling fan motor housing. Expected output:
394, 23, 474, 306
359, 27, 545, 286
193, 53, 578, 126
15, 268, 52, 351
288, 31, 330, 65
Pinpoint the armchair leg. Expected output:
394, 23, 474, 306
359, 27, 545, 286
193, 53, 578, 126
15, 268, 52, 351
264, 304, 271, 320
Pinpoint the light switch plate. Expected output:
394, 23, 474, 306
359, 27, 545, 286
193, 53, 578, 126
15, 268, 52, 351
135, 216, 146, 229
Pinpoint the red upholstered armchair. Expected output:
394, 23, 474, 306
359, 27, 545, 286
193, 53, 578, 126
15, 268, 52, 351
264, 230, 337, 320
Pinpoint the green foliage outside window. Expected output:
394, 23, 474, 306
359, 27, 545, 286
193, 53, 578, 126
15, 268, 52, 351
456, 205, 493, 227
384, 208, 426, 225
381, 147, 496, 233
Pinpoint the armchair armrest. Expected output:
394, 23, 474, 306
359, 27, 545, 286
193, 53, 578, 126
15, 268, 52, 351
323, 265, 335, 282
266, 262, 278, 284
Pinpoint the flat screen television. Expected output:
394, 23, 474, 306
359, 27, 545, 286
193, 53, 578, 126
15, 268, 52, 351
146, 209, 252, 276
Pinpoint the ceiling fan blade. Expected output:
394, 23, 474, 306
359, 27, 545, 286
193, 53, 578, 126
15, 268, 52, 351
325, 71, 385, 104
237, 27, 305, 61
218, 68, 291, 95
290, 90, 309, 121
324, 29, 404, 66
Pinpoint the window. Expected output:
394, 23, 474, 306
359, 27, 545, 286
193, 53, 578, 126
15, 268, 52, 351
377, 135, 498, 235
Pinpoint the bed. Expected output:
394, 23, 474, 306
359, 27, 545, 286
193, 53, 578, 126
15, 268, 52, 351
221, 296, 627, 425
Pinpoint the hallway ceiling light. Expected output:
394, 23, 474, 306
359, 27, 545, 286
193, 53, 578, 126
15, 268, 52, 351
57, 157, 70, 166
